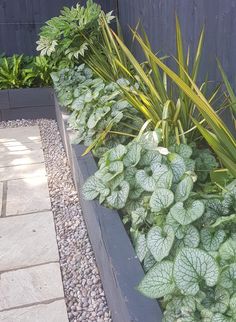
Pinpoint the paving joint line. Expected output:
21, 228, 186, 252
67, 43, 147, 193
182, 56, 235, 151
0, 260, 60, 275
0, 208, 52, 219
0, 297, 65, 313
0, 161, 45, 169
0, 173, 48, 183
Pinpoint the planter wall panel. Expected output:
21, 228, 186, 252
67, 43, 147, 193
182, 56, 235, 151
55, 102, 162, 322
0, 88, 56, 121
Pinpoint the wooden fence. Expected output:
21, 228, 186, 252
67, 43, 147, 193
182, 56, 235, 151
0, 0, 235, 87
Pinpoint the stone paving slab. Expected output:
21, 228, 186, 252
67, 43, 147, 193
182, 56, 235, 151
0, 126, 40, 143
0, 212, 58, 271
0, 148, 44, 168
0, 181, 3, 215
0, 141, 42, 153
0, 299, 68, 322
0, 263, 64, 310
6, 177, 51, 216
0, 163, 46, 181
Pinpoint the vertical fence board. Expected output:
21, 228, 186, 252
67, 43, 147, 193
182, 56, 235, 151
0, 0, 117, 55
117, 0, 236, 88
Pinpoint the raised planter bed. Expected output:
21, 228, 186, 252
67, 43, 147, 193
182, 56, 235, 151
55, 97, 162, 322
0, 87, 56, 121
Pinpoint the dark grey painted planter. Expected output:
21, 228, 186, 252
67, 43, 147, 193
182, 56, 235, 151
55, 97, 162, 322
0, 87, 56, 121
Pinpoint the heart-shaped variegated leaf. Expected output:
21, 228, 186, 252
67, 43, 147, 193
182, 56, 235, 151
108, 161, 124, 175
152, 163, 173, 189
143, 251, 156, 272
137, 261, 175, 298
219, 238, 236, 263
202, 287, 230, 314
175, 176, 193, 202
106, 181, 129, 209
171, 143, 193, 159
108, 144, 127, 161
201, 228, 226, 252
147, 226, 175, 261
135, 233, 147, 262
174, 247, 219, 295
131, 207, 147, 228
150, 188, 174, 212
139, 150, 162, 167
219, 264, 236, 294
170, 200, 205, 225
168, 153, 186, 183
83, 176, 110, 200
212, 313, 235, 322
136, 169, 156, 192
139, 130, 161, 150
177, 225, 200, 248
123, 142, 142, 167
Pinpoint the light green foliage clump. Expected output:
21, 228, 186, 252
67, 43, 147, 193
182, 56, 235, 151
83, 131, 236, 321
36, 0, 114, 67
52, 64, 143, 155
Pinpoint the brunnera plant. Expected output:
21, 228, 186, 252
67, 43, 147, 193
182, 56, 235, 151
82, 131, 236, 321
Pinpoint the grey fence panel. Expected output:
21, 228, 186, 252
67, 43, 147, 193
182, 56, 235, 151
117, 0, 236, 88
0, 0, 117, 55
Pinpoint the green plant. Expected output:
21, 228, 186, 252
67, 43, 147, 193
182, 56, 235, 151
36, 0, 114, 68
217, 59, 236, 130
82, 131, 236, 321
52, 64, 143, 156
109, 21, 236, 177
83, 13, 130, 82
30, 56, 54, 86
0, 55, 34, 89
0, 54, 54, 89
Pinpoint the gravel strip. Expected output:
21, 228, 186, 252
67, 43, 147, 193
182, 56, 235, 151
0, 119, 112, 322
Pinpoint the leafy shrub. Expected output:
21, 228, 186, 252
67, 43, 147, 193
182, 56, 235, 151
82, 132, 236, 321
52, 64, 143, 155
0, 54, 54, 89
36, 0, 114, 68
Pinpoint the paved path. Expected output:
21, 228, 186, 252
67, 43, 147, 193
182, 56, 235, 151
0, 126, 68, 322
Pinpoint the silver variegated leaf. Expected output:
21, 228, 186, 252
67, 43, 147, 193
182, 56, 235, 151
109, 144, 127, 161
175, 176, 193, 202
152, 163, 173, 189
170, 200, 205, 225
136, 169, 156, 192
109, 161, 124, 175
174, 247, 219, 295
83, 176, 110, 200
139, 130, 161, 150
201, 228, 226, 252
131, 207, 147, 228
135, 233, 147, 262
150, 188, 174, 212
219, 263, 236, 294
202, 287, 230, 314
137, 261, 175, 298
212, 313, 235, 322
177, 225, 200, 248
123, 142, 142, 167
168, 153, 186, 183
139, 150, 162, 167
106, 181, 129, 209
219, 238, 236, 263
147, 226, 175, 261
143, 251, 156, 272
